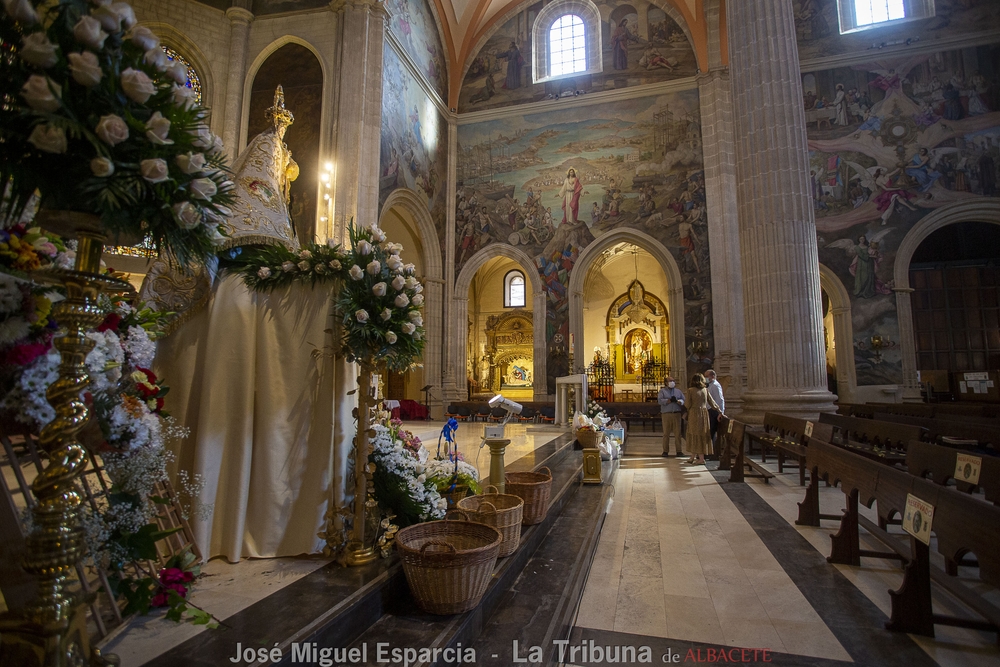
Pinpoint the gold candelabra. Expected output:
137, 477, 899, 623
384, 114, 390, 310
341, 360, 378, 566
0, 214, 127, 667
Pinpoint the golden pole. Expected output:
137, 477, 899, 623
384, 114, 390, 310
0, 218, 126, 666
342, 360, 377, 566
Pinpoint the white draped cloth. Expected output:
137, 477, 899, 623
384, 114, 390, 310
154, 274, 339, 562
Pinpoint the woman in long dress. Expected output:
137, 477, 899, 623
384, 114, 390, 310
684, 373, 720, 465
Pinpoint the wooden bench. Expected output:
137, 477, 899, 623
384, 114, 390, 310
603, 402, 663, 432
718, 415, 752, 483
906, 439, 1000, 506
796, 438, 1000, 641
844, 401, 1000, 422
744, 413, 834, 485
873, 412, 1000, 450
818, 412, 927, 452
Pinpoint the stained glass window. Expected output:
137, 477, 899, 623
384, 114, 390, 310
161, 46, 202, 105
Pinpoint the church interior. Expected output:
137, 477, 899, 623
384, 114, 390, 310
2, 0, 1000, 666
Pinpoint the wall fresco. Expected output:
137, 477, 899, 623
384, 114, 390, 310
385, 0, 447, 101
379, 44, 448, 258
456, 89, 711, 392
807, 44, 1000, 385
458, 1, 698, 113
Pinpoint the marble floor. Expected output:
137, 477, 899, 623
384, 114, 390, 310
573, 436, 1000, 667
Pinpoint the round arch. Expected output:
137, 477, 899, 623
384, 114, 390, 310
240, 36, 329, 153
379, 189, 443, 281
142, 23, 217, 116
818, 263, 856, 403
893, 200, 1000, 401
455, 244, 547, 401
568, 228, 686, 387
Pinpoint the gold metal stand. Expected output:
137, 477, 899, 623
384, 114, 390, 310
342, 361, 378, 566
485, 438, 510, 494
581, 448, 603, 484
0, 222, 126, 667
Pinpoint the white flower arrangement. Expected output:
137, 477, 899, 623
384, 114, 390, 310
368, 422, 446, 524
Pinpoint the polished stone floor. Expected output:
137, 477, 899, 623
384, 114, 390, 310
573, 436, 1000, 667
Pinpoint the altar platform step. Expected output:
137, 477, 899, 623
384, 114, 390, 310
140, 431, 615, 667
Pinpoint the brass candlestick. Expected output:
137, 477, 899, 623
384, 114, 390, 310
342, 360, 378, 566
0, 215, 126, 667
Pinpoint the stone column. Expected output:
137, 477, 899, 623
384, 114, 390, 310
727, 0, 836, 422
221, 5, 253, 159
423, 276, 445, 418
697, 68, 746, 415
329, 0, 387, 237
894, 287, 922, 402
533, 288, 548, 401
443, 120, 462, 404
830, 304, 854, 402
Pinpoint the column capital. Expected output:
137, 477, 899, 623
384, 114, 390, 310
695, 67, 729, 86
329, 0, 389, 18
225, 6, 254, 25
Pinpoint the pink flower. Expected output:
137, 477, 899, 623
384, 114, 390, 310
4, 341, 51, 366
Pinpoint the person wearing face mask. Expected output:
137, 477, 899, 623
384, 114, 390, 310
658, 376, 686, 457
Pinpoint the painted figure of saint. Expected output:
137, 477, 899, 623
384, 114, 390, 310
558, 168, 583, 224
611, 18, 638, 70
851, 236, 878, 299
498, 41, 524, 89
905, 148, 942, 192
832, 83, 849, 126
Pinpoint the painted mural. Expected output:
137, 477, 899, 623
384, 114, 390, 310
456, 90, 711, 392
458, 2, 697, 113
251, 0, 329, 15
794, 0, 1000, 63
807, 43, 1000, 385
379, 44, 448, 257
385, 0, 447, 101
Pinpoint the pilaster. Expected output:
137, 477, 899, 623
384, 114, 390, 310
443, 119, 462, 404
893, 287, 922, 402
221, 6, 253, 160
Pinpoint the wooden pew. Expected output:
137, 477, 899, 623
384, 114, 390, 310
906, 439, 1000, 506
818, 412, 927, 452
745, 413, 837, 485
797, 438, 1000, 640
718, 415, 750, 483
873, 412, 1000, 450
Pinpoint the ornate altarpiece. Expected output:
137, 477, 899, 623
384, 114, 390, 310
605, 280, 669, 384
482, 311, 533, 395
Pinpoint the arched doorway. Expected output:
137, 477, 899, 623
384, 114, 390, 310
818, 263, 856, 403
247, 43, 323, 243
894, 200, 1000, 401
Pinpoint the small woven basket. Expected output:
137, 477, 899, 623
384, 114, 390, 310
504, 466, 552, 526
458, 485, 524, 557
441, 483, 469, 509
576, 429, 600, 449
395, 512, 502, 615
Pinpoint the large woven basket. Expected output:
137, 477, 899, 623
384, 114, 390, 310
504, 466, 552, 526
458, 485, 524, 557
395, 512, 502, 615
576, 429, 600, 448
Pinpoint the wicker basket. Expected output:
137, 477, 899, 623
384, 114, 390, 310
504, 466, 552, 526
458, 485, 524, 557
395, 512, 502, 615
576, 428, 600, 448
441, 484, 469, 509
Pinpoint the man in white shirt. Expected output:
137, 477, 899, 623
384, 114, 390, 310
657, 376, 685, 457
705, 369, 725, 449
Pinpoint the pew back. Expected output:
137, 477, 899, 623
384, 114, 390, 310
818, 413, 927, 451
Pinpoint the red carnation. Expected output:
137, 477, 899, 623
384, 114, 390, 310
3, 341, 51, 366
137, 367, 157, 384
97, 313, 121, 333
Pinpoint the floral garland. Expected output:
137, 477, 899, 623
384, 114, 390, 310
227, 221, 426, 372
368, 420, 446, 527
0, 0, 235, 268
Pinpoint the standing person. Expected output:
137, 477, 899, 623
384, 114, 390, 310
684, 374, 720, 465
557, 168, 583, 224
658, 376, 685, 457
705, 369, 725, 452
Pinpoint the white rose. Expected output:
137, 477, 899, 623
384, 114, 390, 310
92, 5, 123, 32
211, 134, 224, 154
171, 83, 197, 110
175, 152, 205, 174
207, 225, 226, 246
90, 157, 114, 177
366, 260, 380, 275
144, 111, 172, 145
298, 249, 312, 259
355, 309, 369, 323
404, 263, 416, 274
139, 158, 169, 183
94, 114, 128, 146
144, 47, 168, 72
413, 283, 423, 294
387, 242, 403, 254
381, 308, 392, 321
257, 267, 271, 279
391, 275, 405, 291
394, 293, 409, 308
129, 26, 159, 51
412, 294, 424, 306
73, 16, 108, 51
27, 124, 67, 153
204, 204, 231, 223
189, 177, 217, 200
386, 331, 397, 344
21, 75, 61, 112
67, 51, 102, 86
121, 68, 155, 103
356, 240, 372, 256
404, 276, 417, 289
190, 125, 213, 149
372, 282, 387, 297
314, 262, 327, 274
281, 261, 296, 273
328, 259, 341, 271
166, 61, 187, 85
402, 322, 416, 335
412, 315, 423, 327
297, 260, 310, 271
408, 311, 421, 322
4, 0, 38, 25
172, 201, 200, 229
414, 331, 423, 341
111, 3, 137, 29
386, 255, 403, 271
368, 227, 386, 242
349, 265, 364, 280
21, 32, 58, 68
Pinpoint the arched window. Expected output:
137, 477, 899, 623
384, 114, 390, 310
532, 0, 602, 83
505, 270, 526, 308
838, 0, 935, 34
161, 46, 202, 105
